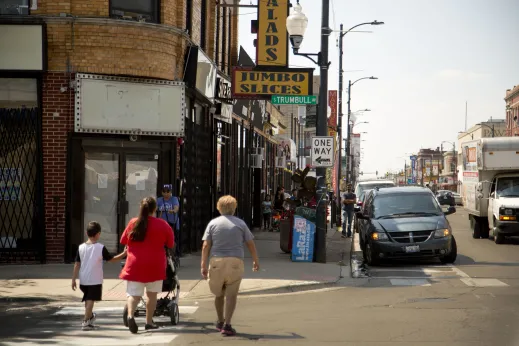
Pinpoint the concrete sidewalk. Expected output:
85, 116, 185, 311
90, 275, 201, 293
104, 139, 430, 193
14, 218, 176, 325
0, 227, 358, 305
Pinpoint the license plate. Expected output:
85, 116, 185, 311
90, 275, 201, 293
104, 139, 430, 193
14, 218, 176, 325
405, 245, 420, 253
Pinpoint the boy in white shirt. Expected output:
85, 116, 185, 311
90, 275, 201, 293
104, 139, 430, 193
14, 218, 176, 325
72, 221, 127, 330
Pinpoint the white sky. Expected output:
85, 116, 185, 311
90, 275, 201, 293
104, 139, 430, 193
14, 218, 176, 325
237, 0, 519, 175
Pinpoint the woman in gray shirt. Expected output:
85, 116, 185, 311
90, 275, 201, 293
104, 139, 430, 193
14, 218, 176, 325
201, 195, 260, 337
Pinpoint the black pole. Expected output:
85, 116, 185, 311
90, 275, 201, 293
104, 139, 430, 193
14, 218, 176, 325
336, 23, 344, 227
404, 160, 407, 185
345, 80, 352, 184
314, 0, 330, 264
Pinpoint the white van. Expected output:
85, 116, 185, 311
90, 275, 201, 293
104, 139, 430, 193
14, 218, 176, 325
354, 180, 396, 202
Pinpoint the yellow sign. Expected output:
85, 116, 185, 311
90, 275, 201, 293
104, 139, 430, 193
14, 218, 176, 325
257, 0, 289, 67
232, 68, 312, 99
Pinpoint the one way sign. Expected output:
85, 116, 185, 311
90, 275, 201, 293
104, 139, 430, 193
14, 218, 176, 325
311, 136, 335, 167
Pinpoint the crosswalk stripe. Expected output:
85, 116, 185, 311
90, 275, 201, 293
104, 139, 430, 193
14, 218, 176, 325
460, 278, 509, 287
446, 264, 471, 278
53, 305, 198, 316
2, 305, 200, 346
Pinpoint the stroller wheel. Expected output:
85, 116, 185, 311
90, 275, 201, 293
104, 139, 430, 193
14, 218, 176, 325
169, 303, 179, 325
123, 305, 129, 327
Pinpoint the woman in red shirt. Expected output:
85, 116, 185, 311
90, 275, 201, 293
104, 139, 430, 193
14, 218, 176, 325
120, 196, 174, 334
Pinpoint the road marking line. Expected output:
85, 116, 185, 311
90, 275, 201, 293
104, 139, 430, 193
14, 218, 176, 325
460, 278, 509, 287
390, 279, 431, 286
446, 264, 471, 278
370, 268, 450, 273
371, 275, 460, 280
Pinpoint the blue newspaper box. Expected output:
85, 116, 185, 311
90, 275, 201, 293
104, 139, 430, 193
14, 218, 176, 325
291, 215, 316, 262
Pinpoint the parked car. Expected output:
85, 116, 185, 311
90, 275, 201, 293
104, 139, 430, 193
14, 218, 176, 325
356, 186, 457, 266
452, 192, 462, 206
436, 190, 455, 206
354, 189, 373, 233
354, 180, 396, 204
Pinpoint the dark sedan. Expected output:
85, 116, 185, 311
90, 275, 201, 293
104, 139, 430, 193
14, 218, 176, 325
356, 186, 457, 266
436, 190, 455, 206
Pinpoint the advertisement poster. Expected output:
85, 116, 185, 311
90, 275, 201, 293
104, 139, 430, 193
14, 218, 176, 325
410, 155, 417, 183
462, 141, 478, 172
292, 215, 316, 262
0, 168, 22, 201
216, 143, 222, 192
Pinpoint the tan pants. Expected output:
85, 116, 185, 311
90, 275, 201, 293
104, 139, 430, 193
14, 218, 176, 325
208, 257, 244, 297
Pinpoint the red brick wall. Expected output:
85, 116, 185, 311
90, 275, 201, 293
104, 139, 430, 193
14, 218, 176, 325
41, 72, 75, 263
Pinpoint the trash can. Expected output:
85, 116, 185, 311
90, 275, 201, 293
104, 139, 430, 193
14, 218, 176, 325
280, 218, 292, 253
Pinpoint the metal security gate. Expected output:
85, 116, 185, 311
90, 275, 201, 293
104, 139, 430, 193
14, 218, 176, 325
0, 107, 45, 263
182, 111, 213, 253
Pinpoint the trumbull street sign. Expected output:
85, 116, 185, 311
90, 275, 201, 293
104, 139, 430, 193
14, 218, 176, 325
271, 95, 317, 105
311, 136, 335, 167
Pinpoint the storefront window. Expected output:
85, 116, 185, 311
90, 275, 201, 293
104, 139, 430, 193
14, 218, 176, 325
0, 78, 39, 251
0, 0, 29, 15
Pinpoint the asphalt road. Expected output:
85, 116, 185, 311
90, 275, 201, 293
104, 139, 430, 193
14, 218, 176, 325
1, 210, 518, 345
172, 210, 519, 345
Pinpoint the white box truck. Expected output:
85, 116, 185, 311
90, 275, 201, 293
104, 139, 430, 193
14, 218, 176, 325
462, 137, 519, 244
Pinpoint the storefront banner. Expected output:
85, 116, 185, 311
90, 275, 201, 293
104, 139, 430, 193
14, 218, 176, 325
75, 74, 185, 137
184, 46, 217, 101
274, 135, 296, 162
328, 90, 337, 128
232, 67, 313, 99
292, 216, 316, 262
256, 0, 289, 67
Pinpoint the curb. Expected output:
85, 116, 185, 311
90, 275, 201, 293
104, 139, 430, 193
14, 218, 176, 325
350, 230, 369, 278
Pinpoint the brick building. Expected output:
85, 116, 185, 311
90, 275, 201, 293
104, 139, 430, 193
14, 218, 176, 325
505, 85, 519, 136
0, 0, 240, 263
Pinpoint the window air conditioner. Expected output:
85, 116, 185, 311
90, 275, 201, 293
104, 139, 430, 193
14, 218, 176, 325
250, 154, 263, 169
275, 156, 286, 168
251, 147, 264, 157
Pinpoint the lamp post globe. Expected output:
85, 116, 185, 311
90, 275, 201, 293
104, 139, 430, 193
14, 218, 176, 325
286, 2, 308, 52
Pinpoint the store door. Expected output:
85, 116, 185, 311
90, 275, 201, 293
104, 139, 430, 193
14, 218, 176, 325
83, 152, 158, 253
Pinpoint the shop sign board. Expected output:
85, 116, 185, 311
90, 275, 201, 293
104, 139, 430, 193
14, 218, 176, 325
232, 67, 313, 100
311, 136, 335, 167
256, 0, 289, 67
292, 215, 316, 262
75, 74, 185, 137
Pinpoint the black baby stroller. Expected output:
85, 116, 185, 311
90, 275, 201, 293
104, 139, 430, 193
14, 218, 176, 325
121, 248, 180, 326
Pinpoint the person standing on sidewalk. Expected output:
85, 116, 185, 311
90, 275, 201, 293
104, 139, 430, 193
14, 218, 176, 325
72, 221, 127, 330
342, 184, 357, 238
262, 195, 272, 231
157, 184, 181, 257
120, 197, 175, 334
201, 195, 260, 336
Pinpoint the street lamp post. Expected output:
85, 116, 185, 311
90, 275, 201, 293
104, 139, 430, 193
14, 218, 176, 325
336, 20, 383, 224
345, 77, 377, 183
287, 0, 332, 263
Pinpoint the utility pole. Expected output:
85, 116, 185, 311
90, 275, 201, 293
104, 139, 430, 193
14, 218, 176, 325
345, 80, 352, 183
336, 23, 344, 227
314, 0, 330, 264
